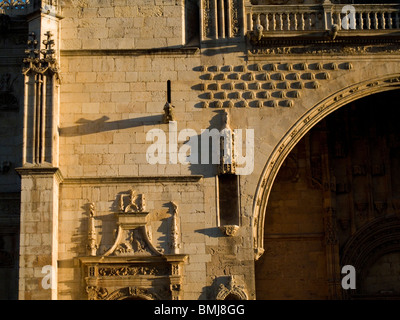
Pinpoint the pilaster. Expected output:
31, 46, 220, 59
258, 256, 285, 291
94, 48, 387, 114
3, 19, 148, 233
17, 0, 62, 300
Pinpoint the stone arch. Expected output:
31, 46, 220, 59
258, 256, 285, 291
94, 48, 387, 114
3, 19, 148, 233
215, 276, 248, 300
341, 216, 400, 298
252, 73, 400, 260
104, 287, 159, 300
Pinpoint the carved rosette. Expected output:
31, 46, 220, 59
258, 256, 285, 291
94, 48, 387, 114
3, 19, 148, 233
219, 225, 240, 237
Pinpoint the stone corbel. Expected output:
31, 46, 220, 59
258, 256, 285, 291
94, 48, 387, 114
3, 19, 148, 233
246, 24, 263, 45
163, 102, 175, 123
219, 225, 240, 237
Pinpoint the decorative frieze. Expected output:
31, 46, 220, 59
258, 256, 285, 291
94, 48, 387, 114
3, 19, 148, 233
249, 41, 400, 56
97, 264, 170, 277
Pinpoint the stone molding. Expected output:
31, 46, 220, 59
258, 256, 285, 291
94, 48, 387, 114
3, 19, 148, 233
15, 166, 64, 183
60, 47, 200, 57
62, 175, 203, 185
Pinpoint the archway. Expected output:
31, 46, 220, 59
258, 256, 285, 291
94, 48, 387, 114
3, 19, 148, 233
254, 85, 400, 299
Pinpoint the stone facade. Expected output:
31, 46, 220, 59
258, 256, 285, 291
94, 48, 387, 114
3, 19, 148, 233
1, 0, 400, 300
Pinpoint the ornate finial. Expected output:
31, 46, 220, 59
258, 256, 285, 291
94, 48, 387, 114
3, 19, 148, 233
23, 31, 59, 78
41, 31, 56, 61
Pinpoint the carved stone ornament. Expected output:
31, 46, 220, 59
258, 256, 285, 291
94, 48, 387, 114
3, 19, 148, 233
219, 225, 240, 237
104, 286, 160, 301
78, 192, 188, 300
163, 102, 175, 123
170, 201, 181, 254
216, 276, 248, 300
23, 31, 59, 80
249, 40, 400, 56
87, 202, 98, 256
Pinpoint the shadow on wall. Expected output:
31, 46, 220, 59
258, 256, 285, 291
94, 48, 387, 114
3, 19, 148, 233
59, 115, 163, 137
187, 110, 226, 178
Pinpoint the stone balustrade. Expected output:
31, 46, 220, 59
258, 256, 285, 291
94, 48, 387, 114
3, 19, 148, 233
245, 3, 400, 35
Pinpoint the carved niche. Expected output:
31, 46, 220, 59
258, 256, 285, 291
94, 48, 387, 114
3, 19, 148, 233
78, 190, 187, 300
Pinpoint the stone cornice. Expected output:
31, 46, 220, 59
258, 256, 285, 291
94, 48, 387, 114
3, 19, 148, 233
60, 47, 200, 57
62, 175, 203, 185
76, 254, 188, 267
15, 166, 64, 183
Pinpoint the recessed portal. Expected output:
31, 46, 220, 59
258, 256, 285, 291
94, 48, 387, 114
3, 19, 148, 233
255, 90, 400, 300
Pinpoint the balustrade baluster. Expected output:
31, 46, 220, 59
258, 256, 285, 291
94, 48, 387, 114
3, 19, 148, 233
366, 12, 371, 29
272, 13, 276, 31
374, 12, 378, 29
301, 12, 305, 30
256, 13, 261, 28
389, 12, 393, 29
262, 14, 268, 31
381, 12, 385, 30
279, 13, 283, 31
286, 13, 290, 31
396, 12, 400, 29
336, 12, 341, 29
359, 12, 363, 30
